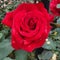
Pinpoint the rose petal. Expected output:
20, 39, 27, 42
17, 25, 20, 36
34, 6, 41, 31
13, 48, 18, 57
50, 0, 60, 16
2, 12, 13, 28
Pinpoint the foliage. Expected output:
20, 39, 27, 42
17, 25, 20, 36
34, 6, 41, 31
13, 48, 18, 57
0, 0, 60, 60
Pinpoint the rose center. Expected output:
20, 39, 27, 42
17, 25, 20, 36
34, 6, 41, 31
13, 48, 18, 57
28, 18, 36, 30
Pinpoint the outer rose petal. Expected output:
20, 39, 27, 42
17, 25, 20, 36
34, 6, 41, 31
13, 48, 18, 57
35, 2, 45, 12
2, 12, 13, 28
13, 3, 37, 13
35, 2, 54, 22
50, 0, 60, 16
21, 31, 48, 52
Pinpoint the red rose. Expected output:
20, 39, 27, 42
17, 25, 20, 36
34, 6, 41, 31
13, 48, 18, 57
2, 3, 54, 52
50, 0, 60, 16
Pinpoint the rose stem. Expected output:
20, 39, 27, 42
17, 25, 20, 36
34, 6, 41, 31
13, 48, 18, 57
51, 22, 60, 28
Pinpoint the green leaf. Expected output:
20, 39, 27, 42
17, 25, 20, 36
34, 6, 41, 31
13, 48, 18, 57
38, 50, 53, 60
43, 38, 56, 50
55, 28, 60, 36
56, 4, 60, 8
2, 57, 13, 60
15, 50, 28, 60
57, 18, 60, 24
0, 32, 3, 39
0, 39, 13, 59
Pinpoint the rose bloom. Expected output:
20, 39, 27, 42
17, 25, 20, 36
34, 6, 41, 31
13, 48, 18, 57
2, 2, 54, 52
50, 0, 60, 16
